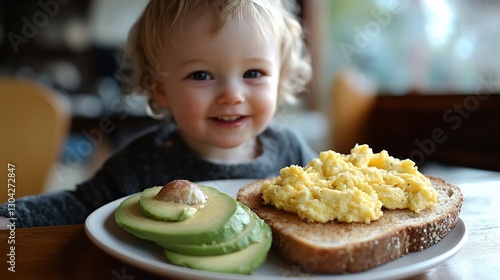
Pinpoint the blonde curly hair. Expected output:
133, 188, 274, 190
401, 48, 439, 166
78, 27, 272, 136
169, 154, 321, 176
117, 0, 311, 117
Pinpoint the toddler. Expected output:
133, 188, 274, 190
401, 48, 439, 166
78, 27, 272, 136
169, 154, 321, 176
0, 0, 315, 228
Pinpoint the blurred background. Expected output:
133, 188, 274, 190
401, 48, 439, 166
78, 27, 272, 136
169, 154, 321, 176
0, 0, 499, 197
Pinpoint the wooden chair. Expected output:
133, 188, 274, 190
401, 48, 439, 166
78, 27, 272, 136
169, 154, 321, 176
0, 77, 70, 203
330, 68, 500, 171
330, 67, 376, 154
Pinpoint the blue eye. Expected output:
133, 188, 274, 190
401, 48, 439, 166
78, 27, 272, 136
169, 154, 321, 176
243, 70, 262, 78
189, 71, 211, 80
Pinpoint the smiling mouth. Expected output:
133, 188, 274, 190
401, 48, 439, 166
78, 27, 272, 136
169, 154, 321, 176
215, 116, 243, 122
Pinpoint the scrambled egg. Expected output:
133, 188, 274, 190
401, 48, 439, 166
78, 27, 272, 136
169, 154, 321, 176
261, 144, 438, 223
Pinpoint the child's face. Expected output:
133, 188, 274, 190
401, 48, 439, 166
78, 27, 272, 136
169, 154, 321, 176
152, 10, 280, 155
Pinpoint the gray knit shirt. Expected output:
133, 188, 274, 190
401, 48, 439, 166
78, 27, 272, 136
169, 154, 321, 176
0, 122, 317, 228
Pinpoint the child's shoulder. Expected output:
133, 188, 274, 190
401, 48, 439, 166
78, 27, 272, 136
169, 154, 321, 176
123, 122, 174, 144
261, 121, 312, 152
110, 122, 178, 158
263, 121, 303, 141
261, 121, 317, 165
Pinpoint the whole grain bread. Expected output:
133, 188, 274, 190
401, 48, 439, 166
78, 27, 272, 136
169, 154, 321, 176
236, 176, 464, 274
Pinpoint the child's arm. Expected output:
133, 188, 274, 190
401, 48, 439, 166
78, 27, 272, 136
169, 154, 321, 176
0, 160, 134, 228
0, 216, 8, 229
0, 125, 175, 228
0, 190, 91, 228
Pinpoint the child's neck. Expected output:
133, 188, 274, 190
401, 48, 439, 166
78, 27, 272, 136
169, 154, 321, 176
186, 137, 262, 164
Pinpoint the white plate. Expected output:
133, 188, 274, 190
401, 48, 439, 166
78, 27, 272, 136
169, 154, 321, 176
85, 179, 468, 280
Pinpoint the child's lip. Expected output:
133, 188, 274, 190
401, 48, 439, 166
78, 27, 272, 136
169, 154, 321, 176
216, 116, 242, 122
209, 115, 249, 126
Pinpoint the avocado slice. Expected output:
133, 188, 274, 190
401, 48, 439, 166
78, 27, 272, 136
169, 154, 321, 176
139, 186, 199, 222
115, 185, 250, 245
162, 204, 264, 256
164, 222, 272, 274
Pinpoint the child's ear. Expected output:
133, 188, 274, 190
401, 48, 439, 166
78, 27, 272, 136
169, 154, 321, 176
151, 82, 170, 108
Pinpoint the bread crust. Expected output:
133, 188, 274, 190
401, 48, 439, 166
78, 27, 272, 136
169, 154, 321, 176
236, 176, 464, 274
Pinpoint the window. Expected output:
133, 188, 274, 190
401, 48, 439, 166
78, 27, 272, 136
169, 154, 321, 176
320, 0, 500, 95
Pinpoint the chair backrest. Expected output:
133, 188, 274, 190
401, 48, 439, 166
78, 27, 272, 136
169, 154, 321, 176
330, 67, 376, 154
0, 77, 70, 203
330, 68, 500, 171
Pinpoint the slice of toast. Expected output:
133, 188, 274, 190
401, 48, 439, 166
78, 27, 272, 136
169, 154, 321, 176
236, 176, 464, 274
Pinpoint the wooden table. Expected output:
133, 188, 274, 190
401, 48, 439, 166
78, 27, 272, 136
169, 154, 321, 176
1, 178, 499, 280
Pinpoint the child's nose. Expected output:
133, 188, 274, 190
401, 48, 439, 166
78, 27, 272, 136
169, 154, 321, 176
216, 80, 245, 105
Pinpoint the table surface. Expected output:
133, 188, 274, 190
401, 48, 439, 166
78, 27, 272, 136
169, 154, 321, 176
1, 177, 499, 280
